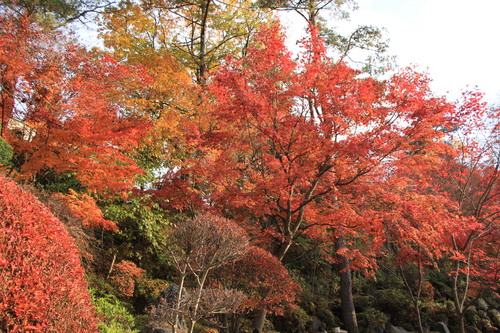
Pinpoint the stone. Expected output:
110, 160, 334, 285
333, 327, 348, 333
385, 325, 413, 333
490, 309, 500, 327
311, 317, 322, 331
477, 298, 489, 311
433, 322, 450, 333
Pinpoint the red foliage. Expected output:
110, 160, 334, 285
156, 24, 466, 268
0, 11, 150, 193
0, 174, 98, 332
111, 260, 145, 298
217, 246, 300, 315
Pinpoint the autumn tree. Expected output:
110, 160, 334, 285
155, 24, 472, 332
430, 102, 499, 333
0, 8, 151, 193
0, 174, 99, 332
214, 246, 300, 333
1, 0, 112, 138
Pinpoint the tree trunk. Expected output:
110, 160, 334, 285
335, 235, 359, 333
399, 264, 425, 333
188, 269, 210, 333
197, 0, 211, 86
455, 309, 466, 333
307, 0, 318, 27
251, 308, 266, 333
229, 313, 241, 333
1, 70, 16, 138
250, 238, 294, 332
173, 272, 187, 333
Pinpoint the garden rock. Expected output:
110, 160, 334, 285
385, 325, 413, 333
433, 322, 450, 333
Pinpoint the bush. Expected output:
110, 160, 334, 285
0, 136, 12, 165
0, 174, 99, 332
358, 308, 389, 332
91, 290, 139, 333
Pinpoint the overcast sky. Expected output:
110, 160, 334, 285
283, 0, 500, 105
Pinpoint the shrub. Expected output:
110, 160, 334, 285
0, 174, 99, 332
91, 290, 139, 333
0, 136, 12, 165
111, 260, 145, 298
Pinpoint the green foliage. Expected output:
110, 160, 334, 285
91, 289, 139, 333
135, 277, 169, 305
290, 307, 312, 333
0, 136, 13, 165
37, 172, 84, 194
103, 196, 171, 271
2, 0, 102, 22
357, 308, 389, 332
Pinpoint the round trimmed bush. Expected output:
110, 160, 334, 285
0, 174, 99, 332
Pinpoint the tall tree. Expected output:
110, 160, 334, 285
432, 102, 499, 333
156, 24, 469, 332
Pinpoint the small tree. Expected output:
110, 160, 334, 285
165, 213, 249, 333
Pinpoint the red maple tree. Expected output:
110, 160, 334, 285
155, 24, 478, 332
1, 10, 150, 193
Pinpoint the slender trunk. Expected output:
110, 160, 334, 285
452, 261, 466, 333
400, 265, 424, 333
454, 304, 466, 333
335, 235, 359, 333
106, 253, 117, 279
197, 0, 211, 86
251, 309, 266, 333
229, 313, 241, 333
451, 235, 475, 333
188, 269, 210, 333
251, 239, 293, 332
173, 272, 187, 333
1, 70, 16, 138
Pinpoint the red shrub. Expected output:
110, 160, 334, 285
111, 260, 144, 298
0, 174, 99, 332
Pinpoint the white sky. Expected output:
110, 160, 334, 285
282, 0, 500, 105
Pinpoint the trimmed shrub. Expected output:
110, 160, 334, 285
0, 174, 99, 332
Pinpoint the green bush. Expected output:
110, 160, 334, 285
374, 288, 411, 314
91, 289, 139, 333
358, 308, 388, 333
0, 136, 13, 165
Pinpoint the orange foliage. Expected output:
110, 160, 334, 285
53, 189, 118, 232
157, 25, 467, 270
